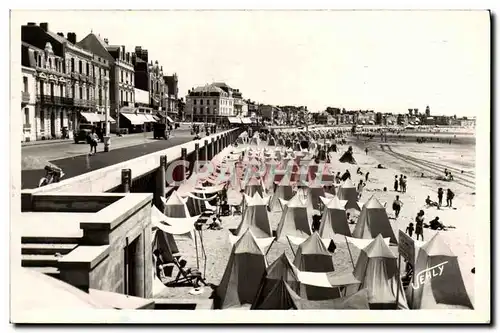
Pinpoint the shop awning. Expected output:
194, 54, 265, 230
228, 117, 241, 124
153, 116, 160, 122
96, 114, 116, 123
80, 112, 101, 123
166, 116, 174, 123
144, 114, 157, 122
241, 117, 252, 124
121, 112, 144, 125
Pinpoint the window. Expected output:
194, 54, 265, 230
126, 91, 128, 102
98, 88, 102, 105
120, 90, 123, 103
23, 77, 28, 92
79, 87, 83, 99
38, 54, 41, 67
24, 108, 29, 125
71, 86, 75, 99
71, 58, 75, 72
121, 71, 123, 82
79, 60, 82, 73
200, 99, 203, 105
50, 83, 54, 97
60, 85, 63, 97
86, 63, 89, 75
48, 58, 52, 69
213, 100, 216, 106
86, 87, 90, 100
40, 110, 45, 129
193, 99, 197, 105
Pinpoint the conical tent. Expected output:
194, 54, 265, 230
337, 179, 360, 210
216, 230, 268, 309
276, 193, 312, 242
319, 196, 352, 238
352, 195, 398, 245
409, 233, 474, 309
293, 232, 334, 272
302, 180, 326, 212
293, 232, 339, 300
339, 150, 357, 164
268, 136, 277, 146
251, 253, 301, 310
235, 193, 273, 238
163, 191, 190, 218
152, 228, 179, 263
347, 235, 408, 309
269, 178, 295, 212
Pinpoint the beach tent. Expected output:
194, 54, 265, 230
269, 177, 295, 212
301, 180, 326, 212
249, 133, 261, 145
276, 192, 312, 242
319, 196, 352, 238
268, 136, 277, 146
162, 191, 190, 218
285, 284, 370, 310
339, 149, 357, 164
347, 235, 408, 309
215, 230, 269, 309
234, 193, 273, 238
409, 233, 474, 309
251, 253, 301, 310
337, 179, 360, 211
352, 195, 398, 245
293, 232, 335, 273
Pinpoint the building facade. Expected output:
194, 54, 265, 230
164, 74, 179, 120
22, 22, 101, 140
78, 34, 134, 132
91, 54, 111, 124
21, 65, 37, 142
185, 83, 236, 124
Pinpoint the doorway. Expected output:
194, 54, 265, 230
124, 235, 141, 297
50, 111, 56, 138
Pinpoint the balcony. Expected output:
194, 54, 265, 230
22, 91, 30, 105
37, 95, 75, 107
73, 99, 96, 108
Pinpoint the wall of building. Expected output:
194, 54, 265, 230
21, 67, 37, 142
135, 88, 149, 105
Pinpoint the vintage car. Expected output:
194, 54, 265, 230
73, 124, 94, 144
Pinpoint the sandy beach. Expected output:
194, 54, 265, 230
155, 136, 476, 308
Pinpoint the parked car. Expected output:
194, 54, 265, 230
73, 124, 94, 144
153, 123, 170, 140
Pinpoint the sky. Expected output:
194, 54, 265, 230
13, 10, 490, 116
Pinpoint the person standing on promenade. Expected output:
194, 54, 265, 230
415, 210, 425, 241
88, 127, 99, 156
365, 147, 369, 155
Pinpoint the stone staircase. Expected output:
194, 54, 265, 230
21, 235, 80, 279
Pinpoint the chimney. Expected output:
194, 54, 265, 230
57, 32, 64, 37
67, 32, 76, 44
40, 22, 48, 32
104, 38, 109, 44
27, 22, 36, 26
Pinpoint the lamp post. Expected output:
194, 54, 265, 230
103, 77, 111, 152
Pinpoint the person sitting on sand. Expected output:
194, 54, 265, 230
429, 216, 446, 231
208, 214, 223, 230
341, 169, 351, 181
335, 172, 342, 184
394, 175, 399, 192
406, 222, 414, 237
346, 212, 356, 224
447, 172, 454, 181
356, 167, 363, 175
377, 164, 386, 169
425, 195, 440, 209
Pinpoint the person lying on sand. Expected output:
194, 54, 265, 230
423, 217, 456, 231
207, 215, 223, 230
377, 164, 386, 169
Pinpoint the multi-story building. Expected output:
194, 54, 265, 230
78, 33, 135, 132
90, 53, 111, 126
22, 22, 99, 139
164, 74, 179, 120
21, 63, 37, 142
185, 83, 239, 124
356, 110, 376, 125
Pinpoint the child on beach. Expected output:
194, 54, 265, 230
394, 175, 399, 192
406, 222, 414, 237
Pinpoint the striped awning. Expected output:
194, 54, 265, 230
121, 112, 144, 125
96, 114, 116, 123
228, 117, 241, 124
144, 114, 157, 123
80, 112, 101, 123
166, 116, 174, 123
